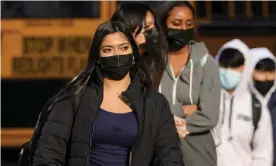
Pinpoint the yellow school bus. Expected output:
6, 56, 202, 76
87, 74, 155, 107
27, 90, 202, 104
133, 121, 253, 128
1, 1, 118, 79
1, 1, 117, 147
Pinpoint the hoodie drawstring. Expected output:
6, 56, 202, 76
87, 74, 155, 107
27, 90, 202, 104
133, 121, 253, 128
189, 59, 194, 105
160, 44, 194, 105
158, 83, 161, 93
221, 94, 226, 124
228, 97, 235, 141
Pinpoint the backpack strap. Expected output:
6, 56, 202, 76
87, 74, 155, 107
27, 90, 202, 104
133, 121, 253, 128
250, 93, 262, 149
252, 94, 262, 132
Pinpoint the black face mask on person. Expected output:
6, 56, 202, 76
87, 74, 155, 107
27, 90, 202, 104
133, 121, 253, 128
254, 80, 274, 96
100, 54, 134, 80
167, 28, 195, 52
140, 27, 159, 52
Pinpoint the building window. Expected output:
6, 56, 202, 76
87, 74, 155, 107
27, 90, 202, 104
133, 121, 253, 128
1, 1, 100, 19
235, 1, 246, 18
211, 1, 229, 20
196, 1, 206, 18
269, 1, 276, 19
252, 1, 262, 19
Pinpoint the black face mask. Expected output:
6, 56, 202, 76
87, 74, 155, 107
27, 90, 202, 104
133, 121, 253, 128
140, 27, 159, 51
100, 54, 133, 80
254, 80, 274, 96
167, 28, 195, 52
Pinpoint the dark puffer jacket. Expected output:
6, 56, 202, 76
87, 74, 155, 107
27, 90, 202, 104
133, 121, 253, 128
268, 91, 276, 166
32, 74, 184, 166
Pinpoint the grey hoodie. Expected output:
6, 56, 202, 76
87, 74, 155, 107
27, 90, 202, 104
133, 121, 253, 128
159, 42, 221, 166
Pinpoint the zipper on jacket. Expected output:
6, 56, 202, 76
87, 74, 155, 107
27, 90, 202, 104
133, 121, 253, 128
121, 93, 142, 166
170, 45, 192, 105
128, 152, 132, 166
170, 65, 185, 105
85, 115, 98, 165
85, 97, 103, 166
85, 114, 97, 166
221, 94, 226, 124
121, 93, 135, 166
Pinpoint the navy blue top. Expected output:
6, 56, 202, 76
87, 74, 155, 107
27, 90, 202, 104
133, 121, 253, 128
89, 108, 138, 166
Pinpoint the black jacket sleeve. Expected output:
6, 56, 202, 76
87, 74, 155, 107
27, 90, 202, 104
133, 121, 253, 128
153, 98, 184, 166
33, 99, 74, 166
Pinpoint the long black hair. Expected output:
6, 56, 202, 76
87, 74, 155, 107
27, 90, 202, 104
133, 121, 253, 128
46, 21, 151, 110
111, 2, 168, 89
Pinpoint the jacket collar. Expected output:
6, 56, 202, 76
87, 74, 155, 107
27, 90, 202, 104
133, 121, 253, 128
89, 66, 146, 103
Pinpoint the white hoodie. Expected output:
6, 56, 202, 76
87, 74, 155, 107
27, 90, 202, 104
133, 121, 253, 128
247, 47, 276, 106
213, 39, 273, 166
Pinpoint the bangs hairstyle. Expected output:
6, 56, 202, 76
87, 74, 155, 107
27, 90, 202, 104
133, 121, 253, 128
111, 2, 168, 89
219, 48, 245, 68
255, 58, 276, 72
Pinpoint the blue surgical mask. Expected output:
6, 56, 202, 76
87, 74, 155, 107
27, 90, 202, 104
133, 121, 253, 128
219, 68, 242, 90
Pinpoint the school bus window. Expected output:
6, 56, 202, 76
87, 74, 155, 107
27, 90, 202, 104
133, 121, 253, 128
269, 2, 276, 19
252, 1, 262, 18
211, 1, 229, 20
235, 1, 246, 18
196, 1, 206, 18
1, 1, 100, 19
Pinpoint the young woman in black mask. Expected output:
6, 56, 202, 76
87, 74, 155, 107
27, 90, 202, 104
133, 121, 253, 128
111, 2, 168, 90
248, 47, 276, 166
31, 21, 184, 166
158, 1, 221, 166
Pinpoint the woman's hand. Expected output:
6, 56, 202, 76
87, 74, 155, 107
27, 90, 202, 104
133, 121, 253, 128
183, 104, 198, 116
174, 116, 189, 139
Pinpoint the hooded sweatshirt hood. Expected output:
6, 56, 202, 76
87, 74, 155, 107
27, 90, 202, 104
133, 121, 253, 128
215, 39, 251, 96
213, 42, 274, 166
159, 41, 221, 166
159, 42, 210, 105
247, 47, 276, 102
